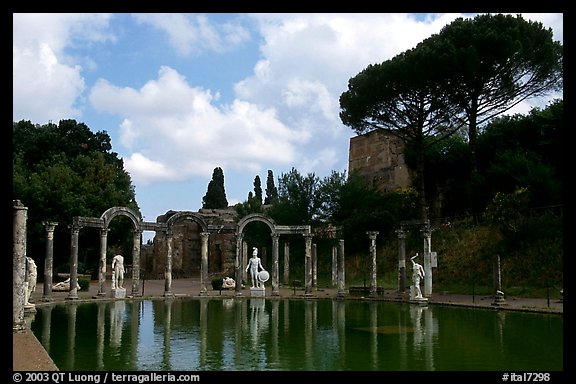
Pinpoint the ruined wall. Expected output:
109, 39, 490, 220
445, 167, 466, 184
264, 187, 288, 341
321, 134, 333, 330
141, 208, 237, 279
348, 130, 413, 192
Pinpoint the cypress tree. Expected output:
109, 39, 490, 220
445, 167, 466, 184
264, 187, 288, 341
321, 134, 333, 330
202, 167, 228, 209
264, 169, 278, 205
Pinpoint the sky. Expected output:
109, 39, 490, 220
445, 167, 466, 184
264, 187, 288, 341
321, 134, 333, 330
13, 13, 563, 242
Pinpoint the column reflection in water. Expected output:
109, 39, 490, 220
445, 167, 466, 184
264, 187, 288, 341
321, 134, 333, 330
67, 304, 77, 369
199, 299, 208, 368
40, 306, 53, 356
304, 300, 314, 370
497, 311, 506, 354
271, 300, 279, 363
334, 300, 346, 367
234, 299, 244, 366
283, 299, 290, 333
398, 303, 408, 370
96, 302, 105, 370
424, 306, 437, 371
163, 299, 173, 370
369, 301, 378, 369
221, 298, 235, 369
130, 301, 140, 367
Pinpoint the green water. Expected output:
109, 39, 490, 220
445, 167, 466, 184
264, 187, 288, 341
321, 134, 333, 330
29, 298, 563, 371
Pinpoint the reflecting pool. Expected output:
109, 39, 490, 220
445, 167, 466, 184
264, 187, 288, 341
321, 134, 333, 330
29, 298, 563, 371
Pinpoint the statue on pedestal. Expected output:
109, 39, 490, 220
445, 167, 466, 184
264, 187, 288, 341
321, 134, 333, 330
246, 247, 265, 288
111, 254, 125, 290
25, 257, 38, 308
410, 253, 426, 300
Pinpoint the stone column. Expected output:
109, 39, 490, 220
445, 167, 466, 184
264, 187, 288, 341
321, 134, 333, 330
13, 200, 27, 331
283, 242, 290, 285
200, 232, 209, 296
331, 245, 337, 286
304, 234, 313, 297
337, 239, 346, 298
242, 240, 248, 283
396, 228, 407, 293
328, 225, 338, 287
312, 243, 317, 289
131, 229, 142, 296
42, 221, 58, 302
271, 233, 280, 296
97, 228, 109, 297
66, 225, 80, 300
367, 231, 379, 297
164, 231, 174, 297
492, 254, 506, 305
235, 234, 244, 296
423, 225, 432, 297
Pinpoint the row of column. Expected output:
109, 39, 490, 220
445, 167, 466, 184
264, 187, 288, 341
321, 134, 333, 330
14, 196, 433, 318
33, 225, 407, 304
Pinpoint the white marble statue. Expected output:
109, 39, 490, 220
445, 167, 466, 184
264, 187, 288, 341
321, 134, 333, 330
246, 247, 265, 288
52, 278, 80, 291
25, 257, 38, 306
112, 254, 125, 290
411, 253, 425, 299
222, 276, 236, 289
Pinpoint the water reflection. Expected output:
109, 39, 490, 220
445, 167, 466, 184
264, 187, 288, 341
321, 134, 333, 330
30, 298, 563, 371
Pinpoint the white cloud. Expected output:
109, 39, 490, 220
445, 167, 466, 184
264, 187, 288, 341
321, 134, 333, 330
13, 12, 563, 198
13, 42, 85, 122
12, 13, 113, 123
124, 153, 179, 185
132, 13, 250, 56
89, 65, 308, 184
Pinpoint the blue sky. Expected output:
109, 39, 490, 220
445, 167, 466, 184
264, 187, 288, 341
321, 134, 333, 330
13, 13, 563, 242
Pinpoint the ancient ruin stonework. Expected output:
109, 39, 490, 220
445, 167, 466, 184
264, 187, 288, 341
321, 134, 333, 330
348, 130, 413, 192
141, 208, 237, 279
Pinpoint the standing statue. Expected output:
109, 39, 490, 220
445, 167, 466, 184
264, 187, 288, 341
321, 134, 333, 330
112, 254, 125, 290
411, 253, 425, 299
25, 257, 38, 306
246, 247, 265, 288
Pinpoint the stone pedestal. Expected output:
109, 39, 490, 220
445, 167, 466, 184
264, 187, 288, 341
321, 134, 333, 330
409, 286, 428, 304
111, 288, 126, 299
250, 287, 265, 297
491, 290, 507, 306
24, 303, 37, 313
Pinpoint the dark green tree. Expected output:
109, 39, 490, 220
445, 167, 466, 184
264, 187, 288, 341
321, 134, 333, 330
202, 167, 228, 209
267, 168, 320, 225
340, 43, 460, 220
434, 13, 563, 174
264, 169, 278, 205
12, 119, 139, 275
253, 175, 263, 205
475, 100, 563, 209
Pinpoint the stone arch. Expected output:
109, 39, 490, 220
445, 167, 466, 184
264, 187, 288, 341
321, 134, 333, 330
236, 213, 277, 236
100, 206, 142, 230
100, 206, 143, 298
66, 206, 144, 300
164, 211, 210, 296
165, 211, 209, 232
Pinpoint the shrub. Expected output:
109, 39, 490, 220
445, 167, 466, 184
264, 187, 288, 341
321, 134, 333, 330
78, 278, 90, 291
211, 277, 223, 290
